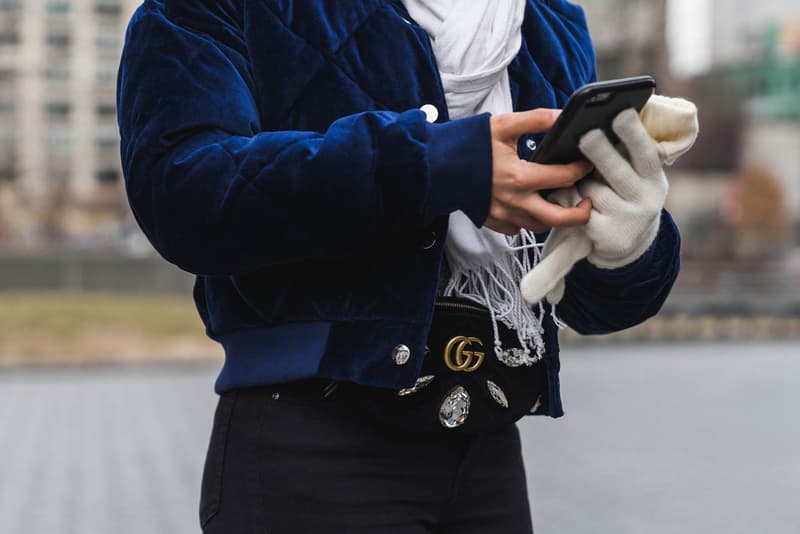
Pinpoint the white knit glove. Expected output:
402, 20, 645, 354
520, 95, 699, 305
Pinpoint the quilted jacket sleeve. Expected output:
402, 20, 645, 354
117, 2, 492, 276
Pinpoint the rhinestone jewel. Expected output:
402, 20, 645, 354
486, 380, 509, 409
439, 386, 470, 429
498, 347, 528, 368
397, 375, 435, 397
392, 344, 411, 365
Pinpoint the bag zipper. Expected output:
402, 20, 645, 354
434, 300, 488, 314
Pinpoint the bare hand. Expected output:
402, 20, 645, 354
486, 109, 593, 235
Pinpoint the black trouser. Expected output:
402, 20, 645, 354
200, 381, 534, 534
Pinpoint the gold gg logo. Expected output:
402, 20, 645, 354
443, 336, 485, 373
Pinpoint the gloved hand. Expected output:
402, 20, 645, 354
519, 94, 699, 305
578, 108, 669, 268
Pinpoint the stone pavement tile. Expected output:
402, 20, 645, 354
522, 340, 800, 534
0, 366, 218, 534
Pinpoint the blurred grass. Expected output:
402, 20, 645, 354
3, 292, 798, 367
0, 292, 202, 338
0, 291, 221, 366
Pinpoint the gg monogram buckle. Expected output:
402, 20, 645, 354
443, 335, 485, 373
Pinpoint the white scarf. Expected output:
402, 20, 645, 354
402, 0, 546, 365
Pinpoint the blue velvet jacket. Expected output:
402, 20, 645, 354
117, 0, 680, 417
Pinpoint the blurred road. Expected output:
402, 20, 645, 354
522, 341, 800, 534
0, 341, 798, 534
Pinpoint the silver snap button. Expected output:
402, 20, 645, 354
271, 392, 280, 400
392, 344, 411, 365
526, 138, 537, 151
420, 104, 439, 123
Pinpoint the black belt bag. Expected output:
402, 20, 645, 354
361, 296, 549, 435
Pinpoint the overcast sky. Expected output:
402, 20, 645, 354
667, 0, 713, 78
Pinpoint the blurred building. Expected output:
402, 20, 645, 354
0, 0, 139, 248
581, 0, 669, 81
710, 0, 800, 68
708, 20, 800, 224
671, 7, 800, 265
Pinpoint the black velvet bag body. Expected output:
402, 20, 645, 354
362, 296, 549, 435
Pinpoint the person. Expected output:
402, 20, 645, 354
117, 1, 681, 532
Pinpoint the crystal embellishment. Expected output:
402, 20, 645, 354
498, 347, 528, 368
439, 386, 470, 429
397, 375, 435, 397
486, 380, 509, 409
392, 344, 411, 365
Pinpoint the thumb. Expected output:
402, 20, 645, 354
493, 108, 561, 140
546, 278, 566, 305
520, 230, 592, 304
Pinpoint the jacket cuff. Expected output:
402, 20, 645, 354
424, 113, 492, 227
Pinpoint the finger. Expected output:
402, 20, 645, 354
546, 187, 577, 208
545, 278, 566, 305
507, 210, 550, 233
516, 159, 593, 191
520, 194, 592, 228
519, 230, 592, 304
577, 175, 622, 213
578, 129, 639, 201
492, 108, 561, 140
484, 217, 521, 236
611, 108, 662, 178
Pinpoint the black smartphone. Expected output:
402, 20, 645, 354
530, 76, 656, 165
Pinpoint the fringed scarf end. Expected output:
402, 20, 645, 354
443, 229, 546, 365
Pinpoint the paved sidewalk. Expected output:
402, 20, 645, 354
1, 341, 799, 533
522, 341, 800, 534
0, 365, 217, 534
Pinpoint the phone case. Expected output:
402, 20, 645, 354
531, 76, 656, 165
